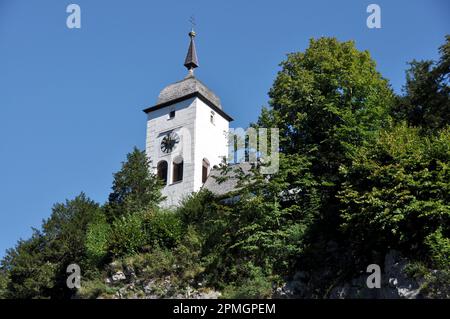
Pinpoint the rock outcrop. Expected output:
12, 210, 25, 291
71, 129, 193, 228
101, 263, 221, 299
277, 250, 437, 299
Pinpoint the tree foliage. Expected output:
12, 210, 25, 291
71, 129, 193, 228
179, 154, 320, 288
143, 210, 183, 249
2, 194, 101, 298
392, 36, 450, 133
106, 147, 164, 220
257, 37, 396, 244
259, 37, 394, 174
108, 213, 147, 257
85, 216, 111, 265
339, 125, 450, 264
1, 231, 56, 299
0, 147, 165, 299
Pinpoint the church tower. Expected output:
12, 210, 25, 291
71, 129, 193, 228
143, 29, 233, 207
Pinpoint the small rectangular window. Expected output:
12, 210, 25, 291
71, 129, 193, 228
169, 110, 175, 119
210, 111, 215, 124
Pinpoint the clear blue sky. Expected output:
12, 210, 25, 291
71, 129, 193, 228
0, 0, 448, 258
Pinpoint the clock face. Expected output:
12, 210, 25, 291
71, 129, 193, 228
160, 132, 180, 154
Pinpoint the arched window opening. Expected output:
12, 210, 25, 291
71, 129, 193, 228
157, 161, 168, 185
202, 158, 210, 183
172, 156, 183, 183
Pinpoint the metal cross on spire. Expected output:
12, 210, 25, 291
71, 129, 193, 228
189, 16, 196, 31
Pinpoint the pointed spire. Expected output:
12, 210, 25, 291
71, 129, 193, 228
184, 29, 199, 75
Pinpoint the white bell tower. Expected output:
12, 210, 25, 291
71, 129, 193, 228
143, 29, 233, 207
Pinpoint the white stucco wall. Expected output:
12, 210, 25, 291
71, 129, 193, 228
146, 98, 196, 207
145, 97, 230, 208
193, 99, 229, 191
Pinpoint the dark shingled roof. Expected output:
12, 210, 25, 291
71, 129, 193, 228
157, 75, 222, 109
202, 162, 253, 197
142, 75, 233, 121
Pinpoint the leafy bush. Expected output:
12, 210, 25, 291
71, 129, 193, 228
178, 190, 216, 227
77, 278, 117, 299
115, 226, 204, 290
109, 214, 146, 257
172, 226, 204, 282
425, 228, 450, 269
222, 264, 273, 299
133, 248, 176, 279
421, 270, 450, 299
85, 217, 111, 265
143, 210, 183, 248
404, 261, 429, 280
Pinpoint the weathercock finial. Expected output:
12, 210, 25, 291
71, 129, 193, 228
184, 17, 199, 75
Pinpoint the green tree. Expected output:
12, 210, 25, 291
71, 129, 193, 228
1, 194, 102, 299
181, 154, 320, 288
106, 147, 164, 220
1, 231, 56, 299
339, 125, 450, 265
259, 37, 394, 171
41, 193, 102, 297
392, 35, 450, 133
257, 37, 396, 262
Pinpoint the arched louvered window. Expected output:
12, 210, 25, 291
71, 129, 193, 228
172, 156, 183, 183
157, 161, 168, 185
202, 158, 210, 183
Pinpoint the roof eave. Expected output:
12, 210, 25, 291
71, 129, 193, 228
143, 91, 234, 122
